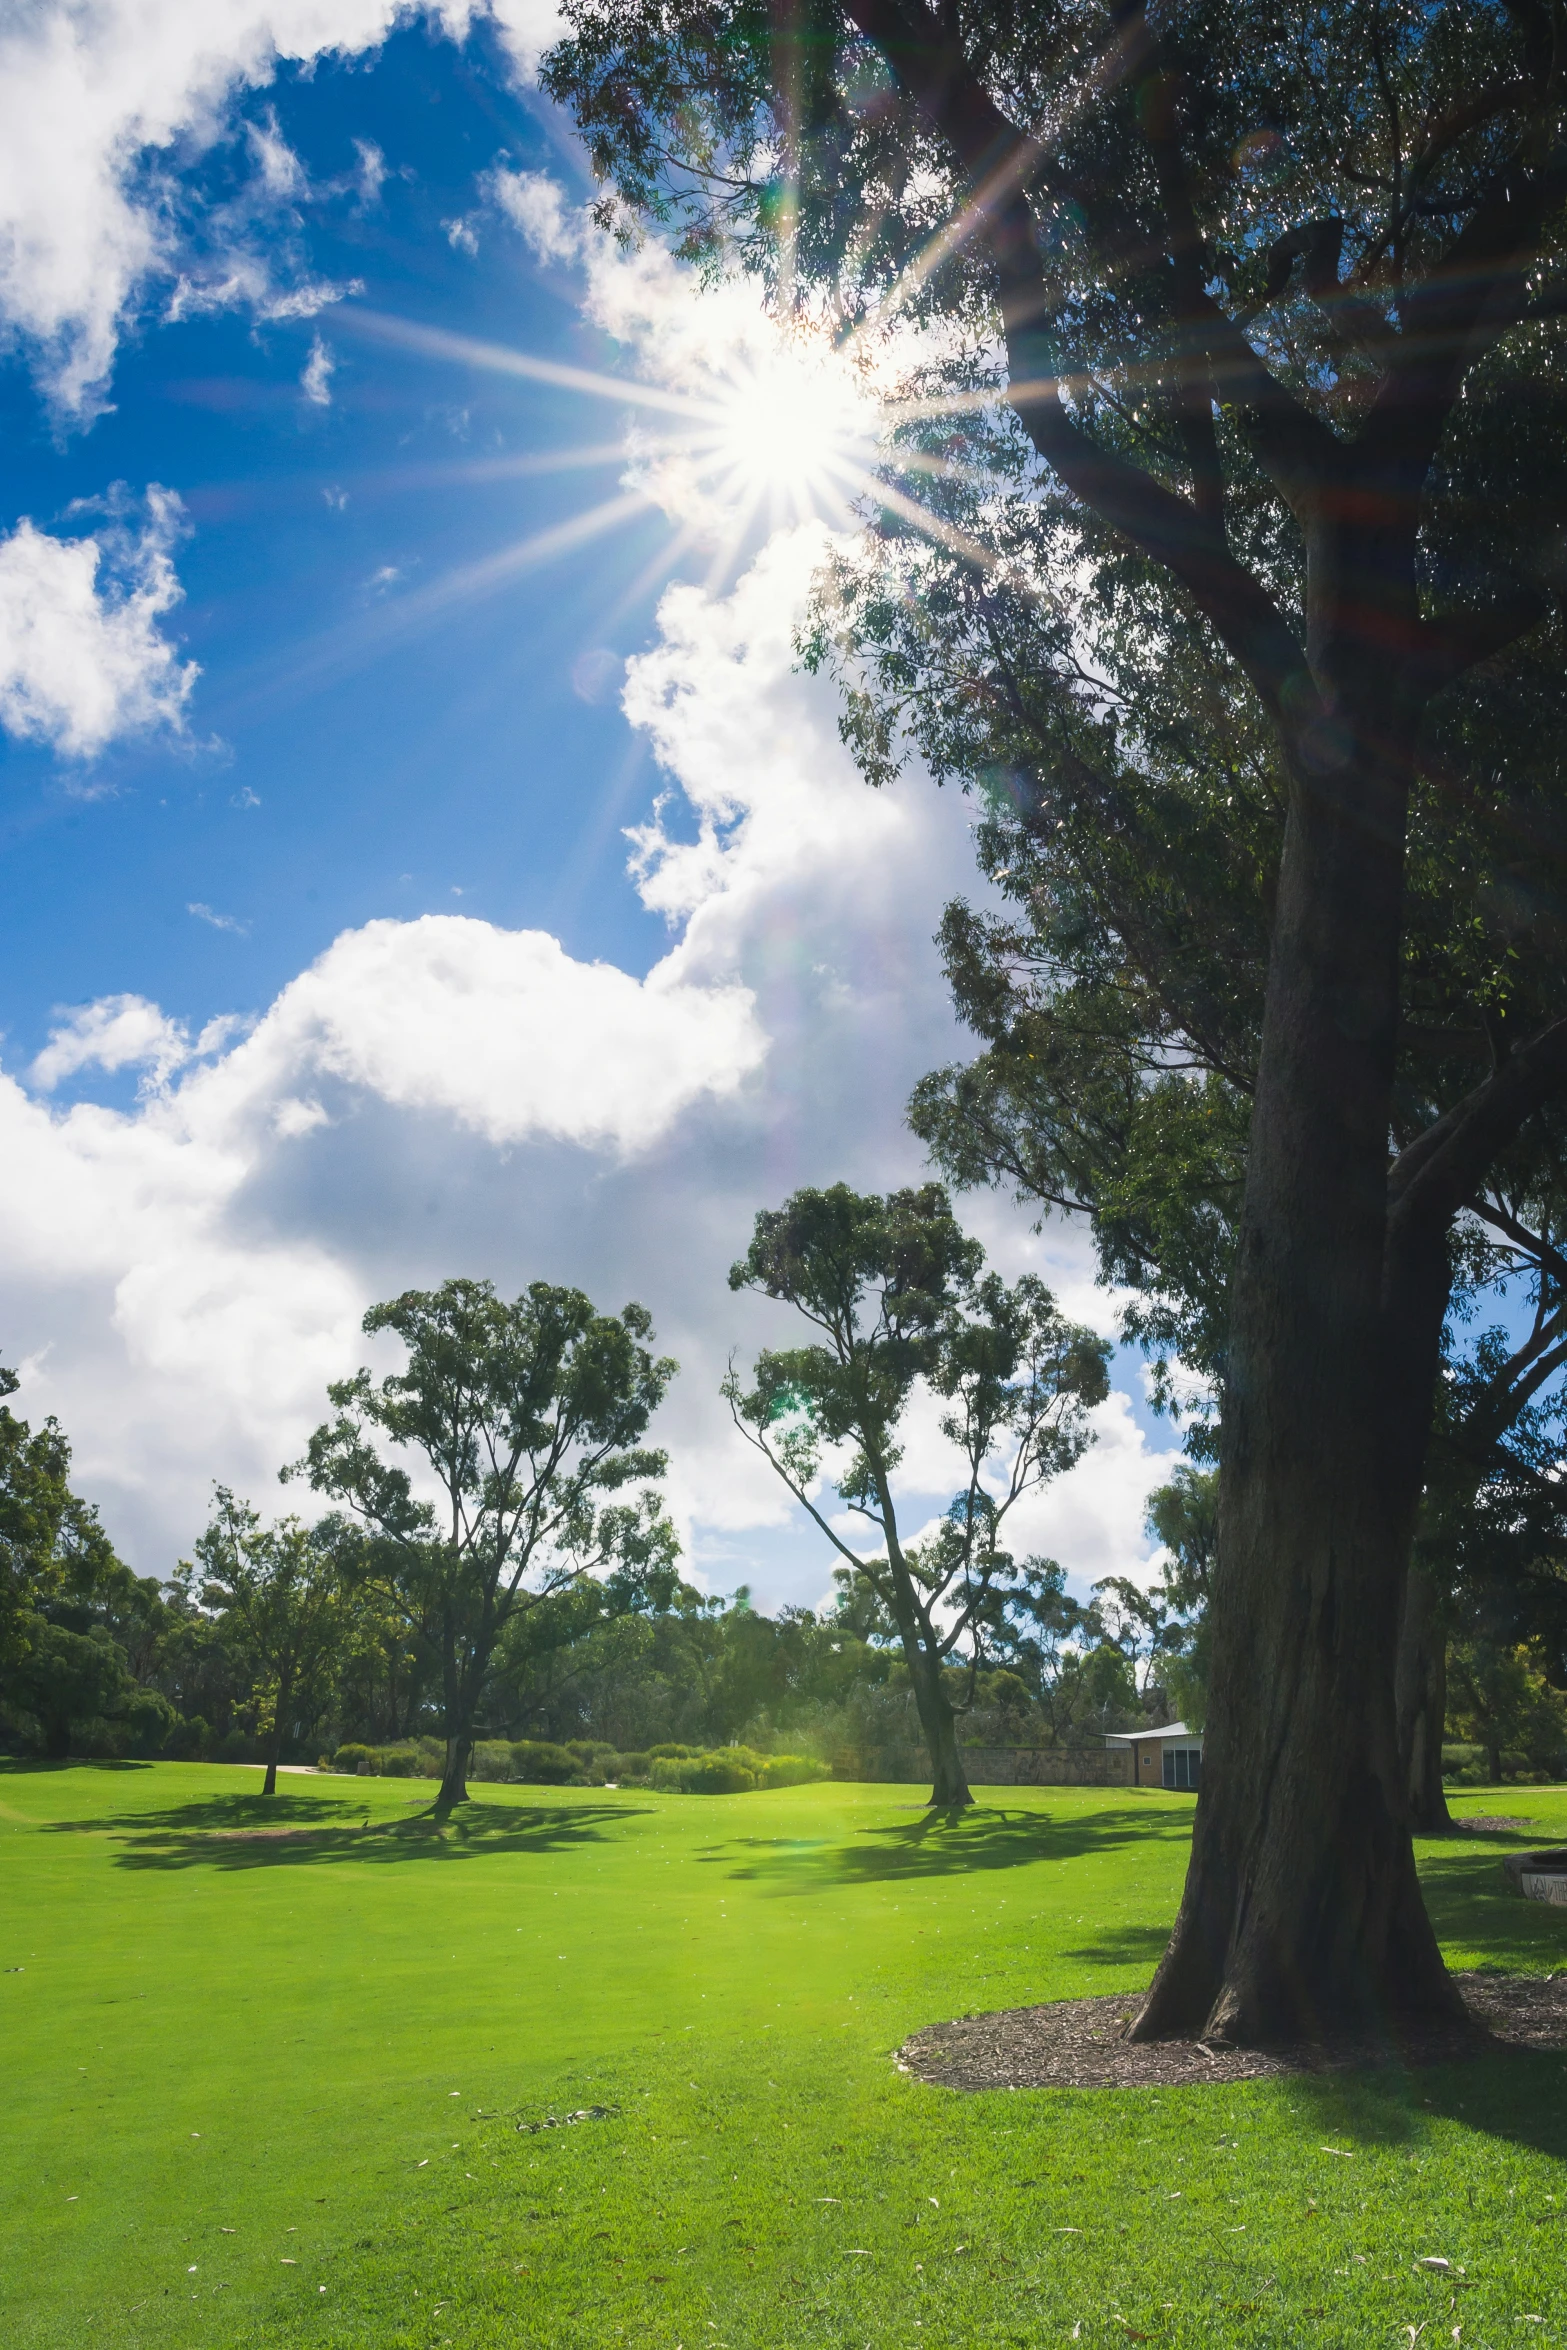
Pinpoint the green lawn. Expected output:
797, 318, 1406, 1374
4, 1763, 1567, 2350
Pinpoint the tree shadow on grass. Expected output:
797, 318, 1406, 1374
1418, 1844, 1567, 1973
1059, 1923, 1176, 1968
702, 1801, 1187, 1890
45, 1790, 651, 1872
1276, 2045, 1567, 2166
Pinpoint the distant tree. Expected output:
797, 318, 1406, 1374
1447, 1632, 1567, 1786
1091, 1576, 1176, 1701
194, 1493, 357, 1796
1141, 1465, 1219, 1729
297, 1278, 679, 1811
0, 1367, 121, 1679
726, 1183, 1108, 1806
0, 1367, 166, 1758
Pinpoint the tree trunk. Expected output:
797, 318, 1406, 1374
920, 1677, 974, 1808
435, 1731, 471, 1812
1131, 674, 1463, 2045
261, 1673, 290, 1798
901, 1631, 972, 1805
1486, 1740, 1502, 1785
43, 1715, 69, 1762
1395, 1567, 1452, 1833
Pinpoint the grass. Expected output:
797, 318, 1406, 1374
3, 1763, 1567, 2350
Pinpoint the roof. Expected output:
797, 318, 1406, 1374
1102, 1722, 1198, 1746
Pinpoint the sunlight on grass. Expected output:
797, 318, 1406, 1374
3, 1766, 1566, 2348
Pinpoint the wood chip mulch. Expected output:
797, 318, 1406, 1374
1454, 1816, 1538, 1834
896, 1973, 1567, 2093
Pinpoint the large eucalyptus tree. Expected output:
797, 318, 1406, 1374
545, 0, 1567, 2038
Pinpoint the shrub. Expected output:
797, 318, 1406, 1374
651, 1753, 756, 1793
328, 1738, 443, 1778
646, 1747, 829, 1794
612, 1751, 651, 1781
757, 1754, 829, 1789
508, 1739, 578, 1784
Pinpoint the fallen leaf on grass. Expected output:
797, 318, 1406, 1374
1056, 2227, 1082, 2235
280, 2258, 297, 2266
1417, 2258, 1453, 2272
1320, 2147, 1355, 2159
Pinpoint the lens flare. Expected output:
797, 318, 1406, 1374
695, 342, 876, 517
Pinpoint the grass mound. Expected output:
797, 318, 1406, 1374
4, 1765, 1566, 2349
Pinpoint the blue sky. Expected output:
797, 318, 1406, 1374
0, 1, 1181, 1600
0, 17, 680, 1057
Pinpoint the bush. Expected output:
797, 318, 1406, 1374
651, 1753, 756, 1793
612, 1751, 651, 1781
647, 1746, 829, 1794
328, 1738, 443, 1779
508, 1739, 579, 1784
757, 1754, 830, 1789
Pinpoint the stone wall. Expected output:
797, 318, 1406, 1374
961, 1745, 1134, 1787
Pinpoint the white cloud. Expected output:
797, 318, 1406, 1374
300, 332, 334, 405
0, 1, 565, 419
485, 164, 575, 264
30, 996, 192, 1095
188, 903, 249, 936
0, 485, 197, 758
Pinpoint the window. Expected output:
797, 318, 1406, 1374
1163, 1746, 1202, 1791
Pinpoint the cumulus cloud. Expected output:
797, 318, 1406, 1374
30, 996, 193, 1095
0, 486, 197, 758
0, 1, 566, 417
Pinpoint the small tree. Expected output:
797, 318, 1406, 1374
726, 1183, 1108, 1805
194, 1492, 354, 1796
297, 1278, 678, 1811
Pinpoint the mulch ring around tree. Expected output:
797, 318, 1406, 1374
895, 1974, 1567, 2092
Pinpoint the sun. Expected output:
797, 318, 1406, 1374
701, 342, 876, 514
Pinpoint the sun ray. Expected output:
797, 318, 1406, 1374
212, 490, 653, 725
344, 308, 712, 423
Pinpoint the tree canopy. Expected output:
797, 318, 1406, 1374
296, 1277, 679, 1809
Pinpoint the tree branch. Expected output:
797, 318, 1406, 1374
841, 0, 1313, 723
1386, 1013, 1567, 1246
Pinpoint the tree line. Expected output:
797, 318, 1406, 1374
1, 1203, 1152, 1807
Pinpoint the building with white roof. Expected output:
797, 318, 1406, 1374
1103, 1721, 1203, 1791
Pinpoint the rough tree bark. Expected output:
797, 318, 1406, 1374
1396, 1569, 1452, 1834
